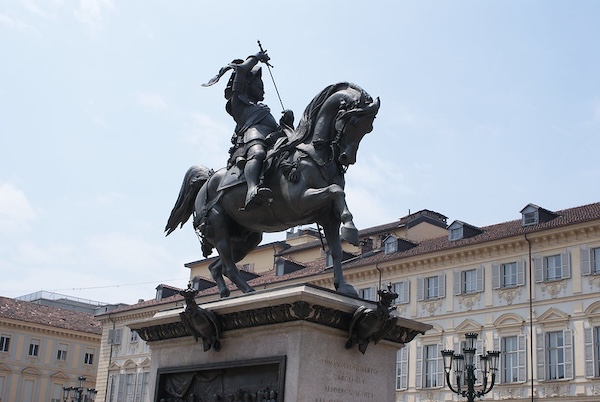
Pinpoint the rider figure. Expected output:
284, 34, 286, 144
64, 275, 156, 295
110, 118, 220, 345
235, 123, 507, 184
226, 50, 278, 210
203, 49, 293, 210
202, 50, 291, 212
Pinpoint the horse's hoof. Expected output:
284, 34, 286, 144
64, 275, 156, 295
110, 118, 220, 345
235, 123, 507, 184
341, 225, 360, 246
242, 287, 256, 294
220, 288, 230, 298
336, 282, 358, 297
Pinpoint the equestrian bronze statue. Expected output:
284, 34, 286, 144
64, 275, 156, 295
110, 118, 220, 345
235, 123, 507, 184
165, 49, 380, 298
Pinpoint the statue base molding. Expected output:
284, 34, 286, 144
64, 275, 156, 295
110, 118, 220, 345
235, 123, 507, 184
129, 284, 431, 401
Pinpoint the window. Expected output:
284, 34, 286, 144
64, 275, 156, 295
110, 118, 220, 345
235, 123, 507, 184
415, 344, 443, 388
426, 276, 439, 299
22, 379, 35, 402
504, 263, 518, 287
28, 339, 40, 357
536, 330, 573, 381
84, 348, 95, 365
134, 372, 149, 402
548, 332, 566, 379
535, 252, 571, 282
51, 383, 64, 402
125, 373, 136, 402
384, 237, 398, 254
417, 275, 446, 301
449, 226, 463, 241
240, 263, 254, 272
454, 267, 484, 295
546, 255, 562, 281
359, 287, 375, 301
522, 211, 538, 226
493, 261, 526, 289
581, 247, 600, 275
584, 326, 600, 378
0, 335, 10, 352
107, 373, 118, 402
130, 330, 139, 343
395, 348, 409, 390
392, 281, 410, 304
56, 343, 68, 361
498, 335, 526, 383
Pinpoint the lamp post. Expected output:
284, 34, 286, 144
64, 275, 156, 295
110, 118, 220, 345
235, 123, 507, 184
62, 376, 97, 402
441, 332, 500, 402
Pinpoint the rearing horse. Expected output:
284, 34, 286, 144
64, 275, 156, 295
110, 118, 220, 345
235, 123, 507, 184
166, 82, 380, 298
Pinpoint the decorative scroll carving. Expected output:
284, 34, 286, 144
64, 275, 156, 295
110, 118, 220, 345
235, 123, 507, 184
541, 279, 566, 299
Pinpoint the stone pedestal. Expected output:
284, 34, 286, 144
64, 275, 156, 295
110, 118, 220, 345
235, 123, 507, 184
129, 284, 431, 402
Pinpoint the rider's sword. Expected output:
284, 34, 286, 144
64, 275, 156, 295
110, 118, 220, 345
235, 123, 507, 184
257, 40, 285, 111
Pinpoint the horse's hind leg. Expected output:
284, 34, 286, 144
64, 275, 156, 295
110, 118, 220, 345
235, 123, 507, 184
220, 231, 262, 293
208, 259, 230, 298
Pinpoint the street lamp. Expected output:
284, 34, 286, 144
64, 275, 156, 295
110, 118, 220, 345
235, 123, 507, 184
441, 332, 500, 402
62, 376, 97, 402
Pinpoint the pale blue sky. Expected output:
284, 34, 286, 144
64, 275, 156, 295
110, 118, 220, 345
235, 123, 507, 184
1, 1, 599, 304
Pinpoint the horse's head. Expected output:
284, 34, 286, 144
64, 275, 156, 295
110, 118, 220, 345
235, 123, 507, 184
333, 88, 380, 167
294, 82, 380, 168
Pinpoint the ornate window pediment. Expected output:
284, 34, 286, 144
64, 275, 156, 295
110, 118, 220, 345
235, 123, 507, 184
454, 319, 482, 335
537, 307, 569, 330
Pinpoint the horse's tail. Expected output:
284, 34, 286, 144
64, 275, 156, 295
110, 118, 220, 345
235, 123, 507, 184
165, 165, 214, 236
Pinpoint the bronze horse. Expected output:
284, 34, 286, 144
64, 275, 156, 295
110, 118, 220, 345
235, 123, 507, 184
166, 82, 380, 298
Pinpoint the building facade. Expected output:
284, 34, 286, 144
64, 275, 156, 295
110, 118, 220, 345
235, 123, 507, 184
0, 296, 102, 402
95, 202, 600, 401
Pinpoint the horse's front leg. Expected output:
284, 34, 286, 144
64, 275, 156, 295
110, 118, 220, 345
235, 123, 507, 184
293, 184, 359, 246
320, 218, 358, 297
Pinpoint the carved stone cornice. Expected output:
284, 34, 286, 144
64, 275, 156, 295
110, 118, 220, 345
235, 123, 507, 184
131, 285, 431, 349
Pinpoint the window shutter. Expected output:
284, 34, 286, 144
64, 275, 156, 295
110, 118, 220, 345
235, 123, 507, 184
492, 263, 500, 289
117, 373, 126, 401
403, 280, 410, 304
584, 327, 595, 378
564, 329, 573, 379
476, 266, 484, 292
417, 277, 424, 301
114, 329, 122, 345
561, 252, 571, 279
397, 348, 409, 390
536, 333, 545, 381
475, 338, 484, 385
415, 345, 423, 388
517, 259, 526, 286
454, 271, 462, 295
108, 329, 115, 345
517, 334, 527, 382
581, 247, 592, 276
534, 256, 544, 283
371, 285, 378, 301
437, 343, 445, 387
439, 274, 446, 298
493, 337, 501, 384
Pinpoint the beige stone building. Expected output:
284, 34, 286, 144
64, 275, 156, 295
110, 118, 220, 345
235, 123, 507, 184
95, 201, 600, 402
0, 296, 102, 402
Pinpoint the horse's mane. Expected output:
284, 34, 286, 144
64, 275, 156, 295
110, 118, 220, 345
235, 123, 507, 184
289, 82, 372, 145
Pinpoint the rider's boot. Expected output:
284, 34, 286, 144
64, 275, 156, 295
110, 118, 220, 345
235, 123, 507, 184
244, 158, 272, 211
